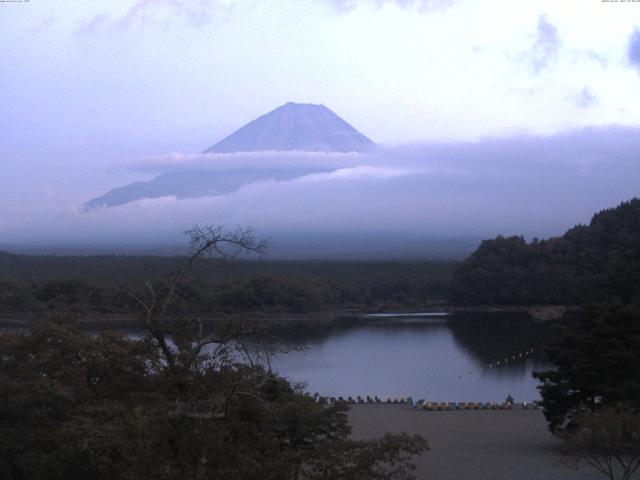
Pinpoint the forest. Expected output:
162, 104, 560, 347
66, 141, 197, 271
2, 202, 640, 479
0, 253, 457, 320
0, 227, 430, 480
448, 198, 640, 306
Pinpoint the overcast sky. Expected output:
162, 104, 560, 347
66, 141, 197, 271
2, 0, 640, 147
1, 0, 640, 253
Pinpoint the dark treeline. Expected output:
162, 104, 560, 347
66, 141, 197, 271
0, 227, 429, 480
0, 314, 427, 480
449, 198, 640, 306
0, 254, 458, 316
448, 198, 640, 461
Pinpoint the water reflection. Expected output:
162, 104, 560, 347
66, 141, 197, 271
0, 313, 552, 403
448, 312, 550, 366
270, 313, 552, 402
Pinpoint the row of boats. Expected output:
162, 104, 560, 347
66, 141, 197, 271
488, 348, 536, 368
312, 395, 542, 410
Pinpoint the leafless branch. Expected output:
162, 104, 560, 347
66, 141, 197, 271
120, 224, 268, 372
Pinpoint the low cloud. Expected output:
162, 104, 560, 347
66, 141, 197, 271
4, 126, 640, 258
293, 166, 416, 183
629, 28, 640, 71
132, 151, 367, 173
97, 127, 640, 227
526, 15, 562, 74
81, 150, 423, 210
572, 87, 598, 109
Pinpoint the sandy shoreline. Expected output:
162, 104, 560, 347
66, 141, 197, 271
348, 404, 600, 480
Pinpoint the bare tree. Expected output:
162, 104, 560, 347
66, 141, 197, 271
561, 407, 640, 480
115, 226, 427, 479
120, 225, 268, 369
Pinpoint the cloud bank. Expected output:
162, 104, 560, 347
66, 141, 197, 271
3, 1, 640, 257
132, 151, 366, 173
3, 126, 640, 258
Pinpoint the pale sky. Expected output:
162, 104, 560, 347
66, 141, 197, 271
2, 0, 640, 148
1, 0, 640, 252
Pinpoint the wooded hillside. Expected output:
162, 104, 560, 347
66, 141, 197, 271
449, 198, 640, 305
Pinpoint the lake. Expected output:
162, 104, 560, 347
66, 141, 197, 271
0, 312, 552, 403
269, 313, 552, 403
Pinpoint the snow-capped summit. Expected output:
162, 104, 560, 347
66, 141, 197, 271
204, 102, 375, 153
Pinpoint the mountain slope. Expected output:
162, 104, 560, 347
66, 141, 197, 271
84, 102, 373, 209
83, 169, 321, 210
204, 102, 375, 153
448, 198, 640, 305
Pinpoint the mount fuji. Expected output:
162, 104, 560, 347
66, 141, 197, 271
84, 103, 375, 209
205, 102, 375, 154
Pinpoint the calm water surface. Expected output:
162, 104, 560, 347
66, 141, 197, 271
1, 313, 552, 403
270, 313, 552, 403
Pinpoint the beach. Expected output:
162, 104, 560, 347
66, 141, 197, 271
349, 404, 602, 480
